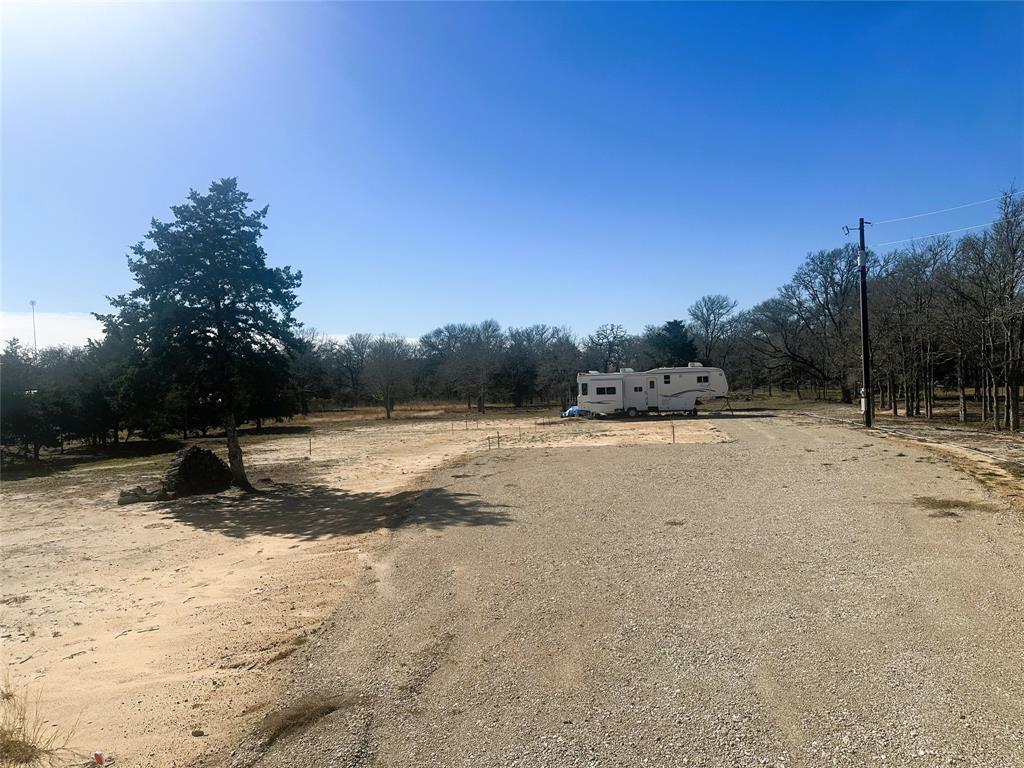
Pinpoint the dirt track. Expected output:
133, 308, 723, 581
0, 412, 719, 766
237, 414, 1024, 768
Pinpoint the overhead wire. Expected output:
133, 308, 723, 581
872, 190, 1021, 225
873, 221, 997, 247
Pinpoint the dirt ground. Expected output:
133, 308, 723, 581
0, 411, 721, 766
232, 414, 1024, 768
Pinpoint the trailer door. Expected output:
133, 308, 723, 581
624, 376, 646, 412
647, 377, 658, 410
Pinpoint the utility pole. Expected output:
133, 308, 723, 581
856, 218, 873, 427
29, 300, 38, 358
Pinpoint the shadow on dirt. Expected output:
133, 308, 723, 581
207, 424, 315, 439
1, 439, 184, 482
597, 410, 780, 423
157, 482, 512, 540
701, 411, 779, 420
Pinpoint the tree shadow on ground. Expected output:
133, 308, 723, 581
156, 482, 512, 540
201, 424, 314, 439
701, 411, 778, 419
611, 411, 779, 423
1, 439, 184, 482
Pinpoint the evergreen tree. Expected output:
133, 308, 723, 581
98, 178, 302, 488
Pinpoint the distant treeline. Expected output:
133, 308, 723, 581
3, 182, 1021, 471
0, 317, 704, 456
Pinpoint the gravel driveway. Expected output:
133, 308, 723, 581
236, 414, 1024, 768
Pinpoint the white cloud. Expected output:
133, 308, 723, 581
0, 311, 105, 350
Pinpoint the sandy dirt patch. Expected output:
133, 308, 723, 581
0, 411, 718, 766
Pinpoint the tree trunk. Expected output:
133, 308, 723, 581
840, 384, 852, 404
1010, 377, 1020, 432
956, 354, 967, 423
1003, 376, 1011, 431
990, 370, 999, 430
981, 367, 989, 421
223, 411, 252, 490
924, 348, 934, 419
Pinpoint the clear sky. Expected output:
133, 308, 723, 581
2, 1, 1022, 347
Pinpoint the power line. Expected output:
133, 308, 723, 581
872, 190, 1021, 225
874, 220, 997, 247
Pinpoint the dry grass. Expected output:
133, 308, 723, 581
915, 496, 998, 517
999, 461, 1024, 480
0, 679, 78, 767
256, 692, 361, 748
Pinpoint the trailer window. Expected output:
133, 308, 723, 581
596, 386, 616, 395
697, 375, 709, 383
607, 386, 616, 395
580, 383, 588, 396
649, 380, 655, 389
664, 374, 671, 384
634, 386, 643, 392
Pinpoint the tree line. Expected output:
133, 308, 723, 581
3, 180, 1021, 483
735, 192, 1023, 431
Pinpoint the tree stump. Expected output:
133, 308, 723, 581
163, 446, 233, 497
118, 446, 233, 504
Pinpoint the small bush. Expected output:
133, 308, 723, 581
0, 679, 77, 767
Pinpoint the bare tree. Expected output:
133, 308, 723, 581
365, 334, 414, 419
339, 332, 373, 404
688, 294, 738, 365
585, 323, 628, 372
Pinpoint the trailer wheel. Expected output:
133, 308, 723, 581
626, 407, 637, 418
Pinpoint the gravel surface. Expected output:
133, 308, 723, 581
234, 414, 1024, 768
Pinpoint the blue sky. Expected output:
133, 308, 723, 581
2, 2, 1022, 347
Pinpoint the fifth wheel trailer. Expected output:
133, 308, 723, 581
576, 365, 729, 417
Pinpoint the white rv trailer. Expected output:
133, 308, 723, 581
576, 364, 729, 417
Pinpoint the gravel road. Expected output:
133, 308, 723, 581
236, 414, 1024, 768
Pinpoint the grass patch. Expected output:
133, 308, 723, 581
265, 647, 296, 664
257, 693, 360, 748
998, 461, 1024, 480
915, 496, 997, 516
0, 679, 78, 767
